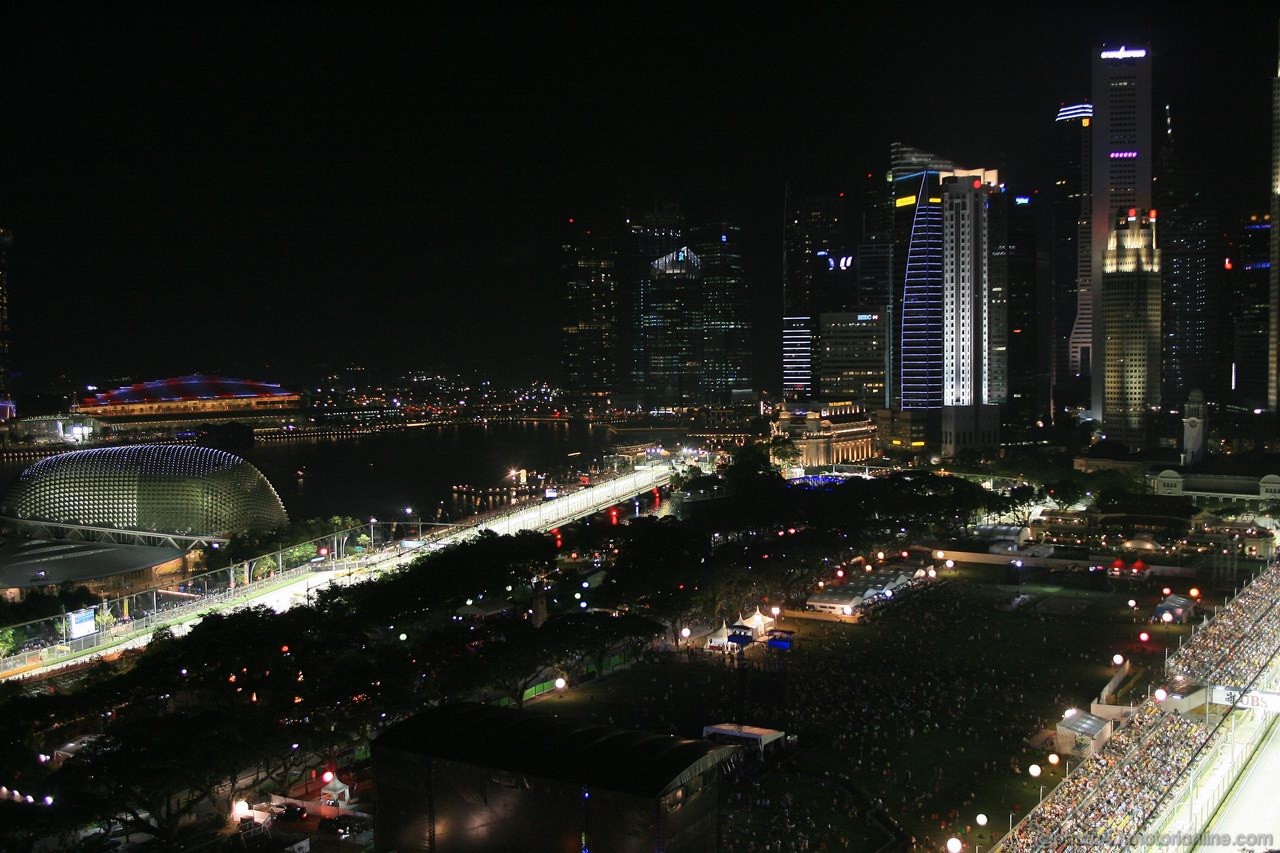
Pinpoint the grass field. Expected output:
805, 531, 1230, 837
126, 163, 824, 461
525, 563, 1202, 850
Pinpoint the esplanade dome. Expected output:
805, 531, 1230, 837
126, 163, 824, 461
0, 445, 287, 538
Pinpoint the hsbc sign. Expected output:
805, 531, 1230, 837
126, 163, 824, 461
1211, 686, 1280, 714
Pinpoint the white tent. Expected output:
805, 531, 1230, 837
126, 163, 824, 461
702, 723, 786, 752
736, 606, 776, 637
706, 621, 733, 649
322, 775, 351, 804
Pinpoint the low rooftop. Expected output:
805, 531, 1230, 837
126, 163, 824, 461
375, 702, 735, 798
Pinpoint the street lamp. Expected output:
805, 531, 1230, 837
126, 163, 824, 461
1028, 764, 1041, 778
770, 606, 781, 620
1112, 653, 1125, 666
976, 813, 988, 827
946, 839, 962, 853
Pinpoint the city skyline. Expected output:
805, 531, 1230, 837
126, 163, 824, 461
0, 8, 1275, 391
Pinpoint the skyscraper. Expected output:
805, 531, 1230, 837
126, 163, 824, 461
939, 176, 1001, 456
1224, 215, 1272, 409
1090, 45, 1153, 420
991, 189, 1043, 421
941, 177, 991, 407
893, 168, 946, 411
850, 237, 892, 407
689, 223, 752, 402
1055, 102, 1093, 412
560, 223, 617, 414
889, 144, 997, 415
1270, 28, 1280, 412
1156, 109, 1218, 407
783, 194, 851, 399
818, 310, 887, 404
622, 207, 683, 399
1101, 209, 1162, 449
0, 227, 10, 405
637, 247, 702, 409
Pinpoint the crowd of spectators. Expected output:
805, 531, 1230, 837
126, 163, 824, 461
1166, 563, 1280, 684
1007, 561, 1280, 851
599, 580, 1104, 849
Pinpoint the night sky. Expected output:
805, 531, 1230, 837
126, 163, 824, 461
0, 7, 1275, 397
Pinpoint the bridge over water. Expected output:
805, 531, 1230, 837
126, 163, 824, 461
0, 464, 673, 682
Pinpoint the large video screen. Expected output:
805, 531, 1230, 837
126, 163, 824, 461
67, 608, 97, 641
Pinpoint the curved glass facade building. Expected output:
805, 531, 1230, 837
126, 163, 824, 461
0, 445, 287, 536
895, 170, 945, 410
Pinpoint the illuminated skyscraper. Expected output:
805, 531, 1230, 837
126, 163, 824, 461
818, 310, 887, 404
1270, 28, 1280, 412
0, 227, 10, 408
1223, 215, 1271, 409
1156, 108, 1218, 407
892, 169, 946, 410
1090, 44, 1153, 420
783, 194, 850, 399
637, 247, 702, 409
889, 144, 997, 415
622, 207, 683, 398
1055, 103, 1093, 412
941, 177, 991, 407
561, 223, 617, 414
689, 223, 752, 403
1101, 210, 1161, 449
991, 189, 1042, 421
939, 176, 1001, 456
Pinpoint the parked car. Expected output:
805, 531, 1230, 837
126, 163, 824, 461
271, 803, 308, 822
318, 815, 371, 838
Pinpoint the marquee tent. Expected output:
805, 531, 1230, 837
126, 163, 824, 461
702, 723, 786, 753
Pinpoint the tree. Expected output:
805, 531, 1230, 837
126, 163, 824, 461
724, 443, 778, 492
769, 435, 802, 468
59, 711, 249, 844
999, 484, 1041, 528
1045, 478, 1086, 511
544, 613, 661, 680
0, 627, 17, 657
468, 623, 561, 709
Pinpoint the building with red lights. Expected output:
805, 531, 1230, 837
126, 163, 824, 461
71, 375, 304, 434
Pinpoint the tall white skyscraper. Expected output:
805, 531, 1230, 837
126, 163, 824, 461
939, 174, 1001, 456
1090, 45, 1153, 420
942, 178, 991, 405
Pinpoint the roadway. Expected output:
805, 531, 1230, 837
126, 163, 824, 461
1197, 717, 1280, 851
2, 465, 672, 682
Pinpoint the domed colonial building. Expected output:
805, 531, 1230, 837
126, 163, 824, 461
0, 445, 287, 547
